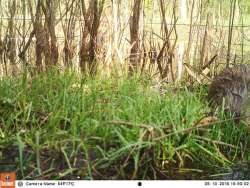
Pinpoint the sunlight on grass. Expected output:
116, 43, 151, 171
0, 70, 249, 179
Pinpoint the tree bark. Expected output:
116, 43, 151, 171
79, 0, 105, 75
129, 0, 142, 74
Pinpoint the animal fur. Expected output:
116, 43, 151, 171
208, 64, 250, 122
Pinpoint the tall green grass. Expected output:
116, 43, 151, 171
0, 70, 249, 179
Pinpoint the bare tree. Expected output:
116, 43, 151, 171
5, 0, 17, 75
79, 0, 105, 75
20, 0, 58, 72
226, 0, 237, 67
42, 1, 59, 66
61, 0, 77, 67
129, 0, 142, 74
156, 0, 178, 80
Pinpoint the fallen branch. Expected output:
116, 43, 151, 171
108, 115, 249, 143
153, 116, 244, 142
108, 120, 153, 130
201, 54, 218, 70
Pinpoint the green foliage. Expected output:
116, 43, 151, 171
0, 70, 249, 179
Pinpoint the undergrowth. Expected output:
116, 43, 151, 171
0, 70, 249, 180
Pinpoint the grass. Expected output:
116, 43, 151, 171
0, 69, 250, 180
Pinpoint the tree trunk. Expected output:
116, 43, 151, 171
79, 0, 105, 75
43, 1, 59, 66
129, 0, 142, 74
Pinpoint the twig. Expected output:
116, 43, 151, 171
18, 29, 35, 59
108, 120, 153, 130
194, 135, 237, 149
153, 116, 245, 142
201, 54, 218, 70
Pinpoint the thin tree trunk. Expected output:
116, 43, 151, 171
185, 0, 195, 61
129, 0, 142, 74
42, 1, 59, 66
79, 0, 105, 75
8, 0, 17, 75
226, 0, 237, 67
89, 0, 105, 75
34, 0, 44, 71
